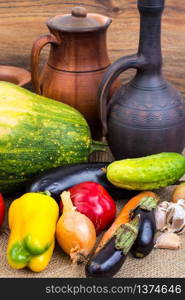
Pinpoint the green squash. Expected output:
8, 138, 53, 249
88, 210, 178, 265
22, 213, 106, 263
0, 82, 106, 193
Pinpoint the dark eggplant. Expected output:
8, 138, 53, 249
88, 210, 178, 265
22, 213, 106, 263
26, 162, 138, 202
131, 208, 156, 258
85, 235, 127, 278
85, 215, 140, 278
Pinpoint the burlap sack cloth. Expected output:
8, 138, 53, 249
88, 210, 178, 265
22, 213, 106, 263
0, 149, 185, 278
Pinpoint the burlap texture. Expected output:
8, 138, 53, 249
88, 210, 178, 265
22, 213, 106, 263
0, 150, 185, 278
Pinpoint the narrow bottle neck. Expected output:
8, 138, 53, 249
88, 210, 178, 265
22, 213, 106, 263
138, 8, 163, 74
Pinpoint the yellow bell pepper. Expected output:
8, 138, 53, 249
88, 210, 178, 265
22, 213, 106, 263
7, 192, 59, 272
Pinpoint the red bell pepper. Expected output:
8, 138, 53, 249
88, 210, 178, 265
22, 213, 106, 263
60, 182, 116, 234
0, 193, 5, 227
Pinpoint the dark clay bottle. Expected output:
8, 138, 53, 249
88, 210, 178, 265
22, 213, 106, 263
99, 0, 185, 159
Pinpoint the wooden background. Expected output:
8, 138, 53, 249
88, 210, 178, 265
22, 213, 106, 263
1, 0, 185, 279
1, 0, 185, 94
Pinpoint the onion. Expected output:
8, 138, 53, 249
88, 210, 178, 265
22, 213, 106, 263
56, 191, 96, 263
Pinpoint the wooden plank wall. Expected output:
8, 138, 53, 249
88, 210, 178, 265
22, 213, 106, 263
0, 0, 185, 94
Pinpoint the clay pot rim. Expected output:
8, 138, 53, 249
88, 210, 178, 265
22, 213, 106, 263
0, 65, 31, 87
47, 13, 112, 33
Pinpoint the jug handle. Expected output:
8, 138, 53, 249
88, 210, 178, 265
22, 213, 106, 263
31, 34, 60, 95
99, 54, 145, 136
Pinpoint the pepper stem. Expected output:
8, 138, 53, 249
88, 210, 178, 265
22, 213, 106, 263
39, 190, 51, 197
115, 215, 140, 255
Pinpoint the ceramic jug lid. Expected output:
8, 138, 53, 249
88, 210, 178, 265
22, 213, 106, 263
47, 7, 111, 32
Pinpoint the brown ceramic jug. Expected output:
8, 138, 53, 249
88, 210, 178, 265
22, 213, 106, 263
99, 0, 185, 159
31, 6, 116, 139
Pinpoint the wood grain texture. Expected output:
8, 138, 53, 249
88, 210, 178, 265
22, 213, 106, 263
0, 1, 185, 279
1, 0, 185, 96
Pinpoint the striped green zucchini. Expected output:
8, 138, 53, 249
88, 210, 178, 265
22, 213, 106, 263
0, 82, 106, 193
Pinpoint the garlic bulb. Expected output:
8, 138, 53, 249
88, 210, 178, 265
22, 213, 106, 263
155, 201, 169, 231
154, 232, 181, 250
155, 199, 185, 234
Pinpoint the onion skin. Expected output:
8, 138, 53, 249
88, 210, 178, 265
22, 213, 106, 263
60, 182, 116, 234
56, 191, 96, 263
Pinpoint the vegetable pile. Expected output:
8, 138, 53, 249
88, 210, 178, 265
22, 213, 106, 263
1, 83, 185, 277
2, 152, 185, 277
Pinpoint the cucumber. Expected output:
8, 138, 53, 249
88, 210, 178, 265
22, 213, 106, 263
107, 153, 185, 190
